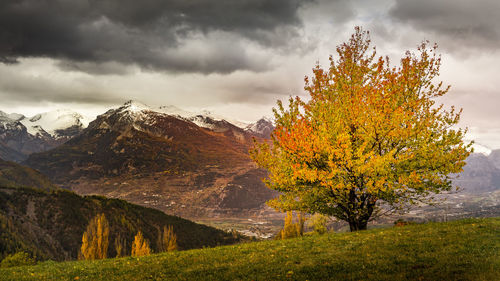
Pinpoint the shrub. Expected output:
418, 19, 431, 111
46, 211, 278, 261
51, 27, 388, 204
0, 252, 36, 268
158, 225, 178, 252
308, 213, 328, 235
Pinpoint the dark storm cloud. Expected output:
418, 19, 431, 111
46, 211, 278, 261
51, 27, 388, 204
0, 0, 310, 74
390, 0, 500, 52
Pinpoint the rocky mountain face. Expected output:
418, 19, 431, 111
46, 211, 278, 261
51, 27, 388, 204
245, 117, 274, 139
0, 109, 87, 162
488, 150, 500, 170
24, 101, 278, 221
454, 151, 500, 193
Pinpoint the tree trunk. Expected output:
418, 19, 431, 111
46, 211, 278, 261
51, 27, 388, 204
348, 219, 368, 231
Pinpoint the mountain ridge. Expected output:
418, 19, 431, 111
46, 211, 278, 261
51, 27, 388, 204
0, 101, 273, 162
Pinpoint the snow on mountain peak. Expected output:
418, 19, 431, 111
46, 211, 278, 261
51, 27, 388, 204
0, 111, 24, 123
260, 116, 273, 122
102, 101, 267, 132
157, 105, 194, 117
245, 116, 274, 136
121, 100, 152, 113
157, 104, 250, 129
99, 101, 158, 130
20, 109, 86, 137
471, 142, 492, 156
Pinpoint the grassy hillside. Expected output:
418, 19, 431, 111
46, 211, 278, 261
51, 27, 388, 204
0, 158, 58, 191
1, 217, 499, 280
0, 186, 242, 262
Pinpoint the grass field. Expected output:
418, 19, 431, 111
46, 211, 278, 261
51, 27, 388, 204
1, 217, 499, 281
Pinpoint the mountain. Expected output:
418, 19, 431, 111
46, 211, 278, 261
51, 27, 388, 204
0, 186, 242, 262
0, 111, 43, 162
453, 152, 500, 193
0, 109, 87, 162
157, 105, 251, 130
0, 157, 58, 191
24, 101, 278, 222
245, 117, 274, 138
488, 149, 500, 169
0, 102, 270, 164
470, 142, 492, 156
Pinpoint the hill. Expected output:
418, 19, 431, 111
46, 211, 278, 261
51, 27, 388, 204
0, 186, 241, 262
0, 158, 58, 191
0, 217, 498, 280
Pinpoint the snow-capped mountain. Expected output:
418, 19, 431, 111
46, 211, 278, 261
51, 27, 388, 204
0, 100, 274, 162
19, 109, 89, 139
245, 117, 274, 138
157, 104, 250, 129
470, 142, 492, 156
0, 111, 25, 133
98, 100, 268, 138
0, 109, 87, 162
0, 111, 24, 122
25, 100, 277, 219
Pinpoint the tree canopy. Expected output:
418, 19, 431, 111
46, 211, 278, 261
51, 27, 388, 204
81, 213, 109, 260
251, 27, 472, 231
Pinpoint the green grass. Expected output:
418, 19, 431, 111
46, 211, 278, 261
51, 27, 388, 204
1, 217, 499, 281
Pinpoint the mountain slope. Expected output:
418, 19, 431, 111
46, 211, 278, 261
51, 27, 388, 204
245, 117, 274, 138
0, 158, 58, 191
0, 186, 242, 262
0, 142, 26, 163
454, 152, 500, 193
488, 149, 500, 170
24, 101, 277, 220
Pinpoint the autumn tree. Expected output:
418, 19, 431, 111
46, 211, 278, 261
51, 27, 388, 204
131, 231, 151, 257
114, 233, 127, 258
158, 225, 178, 252
81, 213, 110, 260
251, 27, 471, 231
277, 211, 305, 239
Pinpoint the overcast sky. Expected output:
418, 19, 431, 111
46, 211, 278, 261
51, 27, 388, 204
1, 0, 499, 148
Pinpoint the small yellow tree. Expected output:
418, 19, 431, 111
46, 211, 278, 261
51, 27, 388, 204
114, 233, 127, 258
131, 231, 151, 257
296, 212, 305, 236
81, 213, 110, 260
278, 211, 305, 239
159, 225, 178, 252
